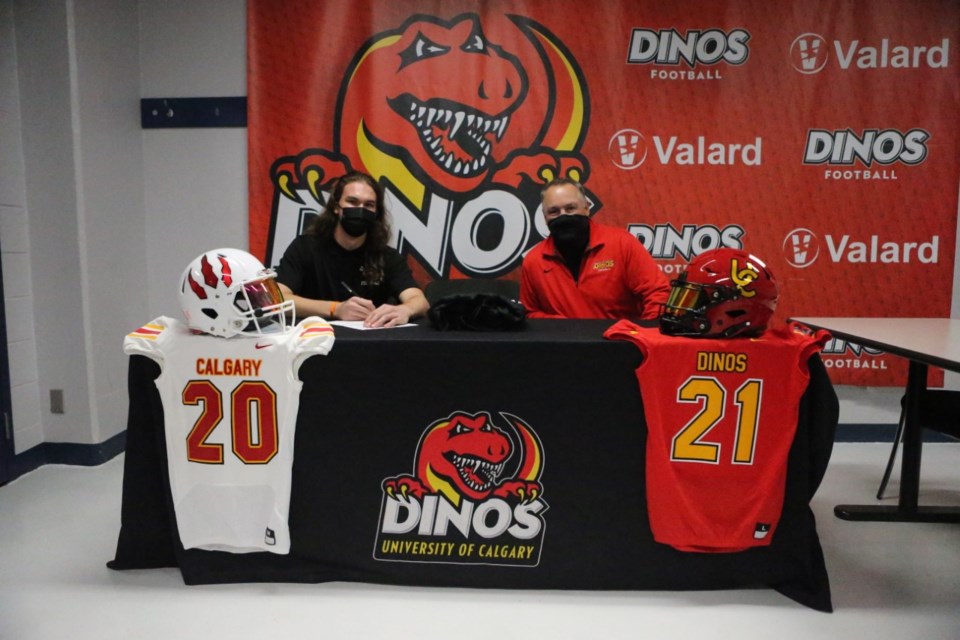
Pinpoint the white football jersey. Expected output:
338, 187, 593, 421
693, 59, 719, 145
123, 316, 335, 554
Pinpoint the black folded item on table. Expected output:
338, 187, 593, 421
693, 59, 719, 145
427, 293, 527, 331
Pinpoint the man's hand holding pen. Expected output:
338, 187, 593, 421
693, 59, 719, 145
336, 281, 377, 321
340, 280, 412, 328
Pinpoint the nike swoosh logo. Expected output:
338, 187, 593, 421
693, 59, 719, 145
255, 343, 273, 349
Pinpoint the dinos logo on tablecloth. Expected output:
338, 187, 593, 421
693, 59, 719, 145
267, 13, 592, 278
374, 411, 548, 567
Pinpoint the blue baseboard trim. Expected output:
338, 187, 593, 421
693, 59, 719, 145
5, 431, 126, 483
835, 423, 959, 443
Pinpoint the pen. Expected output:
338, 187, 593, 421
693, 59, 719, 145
341, 281, 359, 297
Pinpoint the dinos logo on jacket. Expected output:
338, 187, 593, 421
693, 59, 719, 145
374, 411, 547, 566
267, 12, 592, 279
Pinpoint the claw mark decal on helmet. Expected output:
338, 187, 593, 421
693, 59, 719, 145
195, 254, 234, 296
218, 255, 233, 287
200, 255, 219, 289
374, 411, 548, 567
187, 273, 208, 300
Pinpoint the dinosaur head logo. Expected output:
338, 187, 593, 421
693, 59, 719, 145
341, 14, 528, 195
268, 12, 592, 278
385, 410, 543, 505
417, 412, 513, 500
375, 411, 547, 566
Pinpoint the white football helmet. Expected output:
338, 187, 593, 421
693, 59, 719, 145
178, 248, 294, 338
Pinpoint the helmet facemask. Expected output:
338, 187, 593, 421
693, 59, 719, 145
660, 277, 745, 337
230, 272, 294, 336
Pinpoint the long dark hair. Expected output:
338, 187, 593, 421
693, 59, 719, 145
306, 171, 392, 285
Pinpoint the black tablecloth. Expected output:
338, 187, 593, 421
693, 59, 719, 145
109, 319, 837, 611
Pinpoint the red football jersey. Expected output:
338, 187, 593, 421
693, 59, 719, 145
605, 320, 829, 552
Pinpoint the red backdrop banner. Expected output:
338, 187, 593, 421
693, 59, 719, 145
248, 0, 960, 386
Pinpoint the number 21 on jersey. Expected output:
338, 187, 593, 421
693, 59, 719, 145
670, 376, 762, 465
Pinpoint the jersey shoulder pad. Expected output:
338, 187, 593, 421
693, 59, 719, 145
604, 319, 660, 355
292, 317, 336, 355
123, 316, 185, 358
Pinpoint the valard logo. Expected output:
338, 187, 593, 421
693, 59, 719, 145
374, 411, 548, 567
267, 12, 593, 279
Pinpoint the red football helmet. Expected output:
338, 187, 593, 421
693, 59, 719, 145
660, 248, 779, 338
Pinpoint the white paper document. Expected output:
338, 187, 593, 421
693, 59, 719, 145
329, 321, 418, 330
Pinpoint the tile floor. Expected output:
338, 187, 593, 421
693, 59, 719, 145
1, 443, 958, 639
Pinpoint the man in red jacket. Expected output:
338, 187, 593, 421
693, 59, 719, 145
520, 178, 669, 319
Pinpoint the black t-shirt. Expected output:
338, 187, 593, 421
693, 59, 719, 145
275, 235, 419, 306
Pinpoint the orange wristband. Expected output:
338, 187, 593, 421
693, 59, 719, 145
329, 301, 338, 318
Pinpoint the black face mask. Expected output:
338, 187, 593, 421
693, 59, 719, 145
548, 214, 590, 259
548, 214, 591, 280
339, 207, 377, 238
